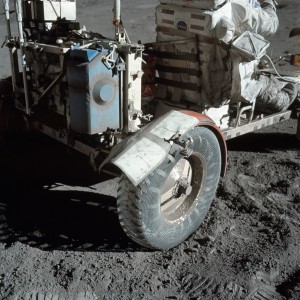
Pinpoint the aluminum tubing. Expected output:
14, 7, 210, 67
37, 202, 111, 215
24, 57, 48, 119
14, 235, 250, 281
14, 0, 30, 115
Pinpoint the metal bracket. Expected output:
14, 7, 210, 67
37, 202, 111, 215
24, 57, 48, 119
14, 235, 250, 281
174, 136, 194, 158
234, 100, 256, 127
102, 44, 117, 70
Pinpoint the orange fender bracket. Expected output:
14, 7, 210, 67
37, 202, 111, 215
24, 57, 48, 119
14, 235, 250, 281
181, 110, 227, 177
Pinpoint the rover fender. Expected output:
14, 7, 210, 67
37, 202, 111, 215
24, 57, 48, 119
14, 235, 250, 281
109, 110, 227, 187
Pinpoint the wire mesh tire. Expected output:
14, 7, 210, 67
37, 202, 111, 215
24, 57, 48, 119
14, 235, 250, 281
117, 126, 222, 250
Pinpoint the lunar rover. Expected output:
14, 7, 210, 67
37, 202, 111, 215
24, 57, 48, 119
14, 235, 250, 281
0, 0, 299, 250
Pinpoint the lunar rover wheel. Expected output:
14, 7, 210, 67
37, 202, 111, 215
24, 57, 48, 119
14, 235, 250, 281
117, 126, 222, 250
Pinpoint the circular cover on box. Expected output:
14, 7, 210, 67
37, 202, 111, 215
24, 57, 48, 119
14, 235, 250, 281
93, 79, 116, 104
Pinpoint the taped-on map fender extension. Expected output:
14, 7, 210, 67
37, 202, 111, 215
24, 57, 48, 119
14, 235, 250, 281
104, 110, 227, 186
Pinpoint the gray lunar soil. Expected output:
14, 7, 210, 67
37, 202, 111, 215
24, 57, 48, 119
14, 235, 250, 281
1, 0, 300, 299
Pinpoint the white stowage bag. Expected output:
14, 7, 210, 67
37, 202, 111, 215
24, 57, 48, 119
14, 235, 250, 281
230, 53, 263, 103
230, 31, 270, 103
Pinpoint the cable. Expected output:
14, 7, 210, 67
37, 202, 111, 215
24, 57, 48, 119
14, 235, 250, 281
263, 54, 300, 83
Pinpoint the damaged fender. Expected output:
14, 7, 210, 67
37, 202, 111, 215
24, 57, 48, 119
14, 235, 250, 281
103, 110, 227, 186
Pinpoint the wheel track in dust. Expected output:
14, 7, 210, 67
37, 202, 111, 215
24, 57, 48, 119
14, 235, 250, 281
181, 274, 247, 299
180, 273, 288, 300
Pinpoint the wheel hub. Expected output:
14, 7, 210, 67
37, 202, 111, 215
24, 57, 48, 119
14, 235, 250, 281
176, 178, 193, 197
160, 155, 205, 224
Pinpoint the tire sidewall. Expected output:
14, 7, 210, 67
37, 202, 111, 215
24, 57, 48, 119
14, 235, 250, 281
137, 126, 222, 250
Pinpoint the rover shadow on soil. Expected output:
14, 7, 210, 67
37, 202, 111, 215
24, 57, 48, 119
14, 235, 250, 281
0, 133, 144, 252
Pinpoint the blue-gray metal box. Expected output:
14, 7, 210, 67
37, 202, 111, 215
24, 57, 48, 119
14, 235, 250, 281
67, 48, 120, 134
